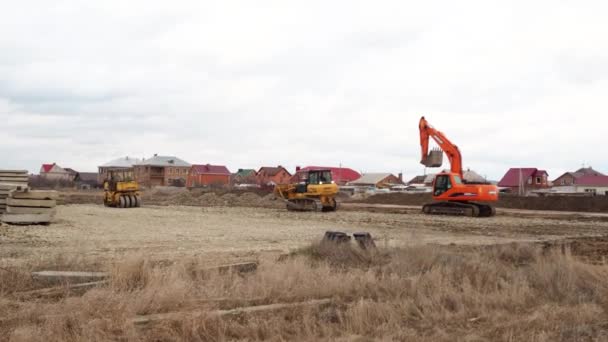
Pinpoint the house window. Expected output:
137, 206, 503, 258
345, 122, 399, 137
536, 177, 541, 184
561, 179, 565, 185
527, 178, 532, 185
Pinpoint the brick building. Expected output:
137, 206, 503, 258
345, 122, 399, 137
133, 155, 191, 187
498, 168, 549, 194
256, 166, 292, 185
187, 164, 231, 188
552, 167, 605, 186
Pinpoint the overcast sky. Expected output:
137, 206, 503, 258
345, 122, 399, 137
2, 1, 607, 180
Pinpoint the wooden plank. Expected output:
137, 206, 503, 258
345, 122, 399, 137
6, 206, 56, 215
1, 213, 53, 224
13, 280, 107, 299
132, 299, 331, 326
206, 261, 258, 274
31, 271, 109, 285
10, 190, 59, 200
6, 198, 56, 208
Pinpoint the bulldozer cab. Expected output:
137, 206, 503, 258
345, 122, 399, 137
295, 170, 333, 193
307, 170, 333, 185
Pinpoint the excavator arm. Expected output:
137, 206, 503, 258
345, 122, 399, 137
419, 116, 463, 178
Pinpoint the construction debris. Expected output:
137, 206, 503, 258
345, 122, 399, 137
2, 189, 58, 225
31, 271, 108, 285
14, 280, 108, 299
0, 170, 29, 215
323, 231, 376, 250
132, 298, 332, 326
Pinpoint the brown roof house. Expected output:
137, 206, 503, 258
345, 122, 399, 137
552, 167, 605, 186
134, 155, 191, 188
256, 166, 292, 186
498, 168, 549, 194
187, 164, 231, 188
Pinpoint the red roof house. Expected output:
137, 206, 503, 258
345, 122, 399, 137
293, 166, 361, 185
498, 168, 549, 194
39, 163, 71, 181
187, 164, 231, 188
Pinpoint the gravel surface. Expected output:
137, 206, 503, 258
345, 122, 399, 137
2, 204, 608, 266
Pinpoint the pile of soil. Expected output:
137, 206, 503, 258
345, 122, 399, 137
355, 193, 608, 213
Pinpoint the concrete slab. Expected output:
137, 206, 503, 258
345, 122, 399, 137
0, 170, 28, 174
0, 184, 28, 190
0, 177, 29, 182
11, 190, 59, 200
6, 198, 56, 208
1, 213, 52, 224
6, 206, 56, 215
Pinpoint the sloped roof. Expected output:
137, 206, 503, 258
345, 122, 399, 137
100, 156, 140, 168
64, 168, 78, 175
498, 168, 547, 187
258, 166, 291, 177
462, 169, 487, 183
191, 164, 230, 175
575, 167, 605, 176
137, 155, 191, 167
349, 173, 395, 185
575, 175, 608, 186
297, 166, 361, 183
77, 172, 99, 182
407, 175, 427, 185
235, 169, 256, 177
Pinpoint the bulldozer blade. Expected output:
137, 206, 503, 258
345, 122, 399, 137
353, 232, 376, 250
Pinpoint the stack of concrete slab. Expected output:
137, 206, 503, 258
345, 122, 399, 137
2, 189, 58, 225
0, 170, 29, 215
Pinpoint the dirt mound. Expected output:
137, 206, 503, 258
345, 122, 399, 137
356, 193, 608, 213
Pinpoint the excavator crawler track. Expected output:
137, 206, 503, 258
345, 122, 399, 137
422, 201, 495, 218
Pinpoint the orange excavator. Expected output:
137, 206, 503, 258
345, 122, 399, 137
419, 116, 498, 217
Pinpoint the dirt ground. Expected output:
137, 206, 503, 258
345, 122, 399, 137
2, 204, 608, 267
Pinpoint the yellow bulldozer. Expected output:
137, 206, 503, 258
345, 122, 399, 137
103, 170, 141, 208
274, 169, 338, 212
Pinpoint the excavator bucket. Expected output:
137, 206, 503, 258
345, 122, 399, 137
422, 149, 443, 168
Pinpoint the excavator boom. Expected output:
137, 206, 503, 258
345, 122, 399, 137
419, 116, 463, 177
417, 116, 498, 217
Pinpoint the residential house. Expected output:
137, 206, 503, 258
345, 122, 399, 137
133, 155, 191, 187
98, 156, 141, 183
75, 172, 100, 189
40, 163, 71, 181
552, 167, 605, 186
187, 164, 231, 188
232, 169, 258, 185
293, 166, 361, 185
498, 168, 549, 194
256, 166, 292, 186
348, 173, 404, 189
555, 175, 608, 195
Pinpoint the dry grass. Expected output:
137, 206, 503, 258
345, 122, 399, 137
1, 242, 608, 341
